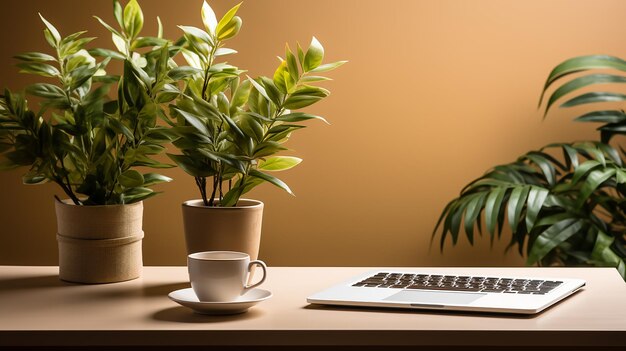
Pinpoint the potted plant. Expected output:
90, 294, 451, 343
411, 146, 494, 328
166, 1, 346, 258
0, 0, 179, 283
433, 55, 626, 279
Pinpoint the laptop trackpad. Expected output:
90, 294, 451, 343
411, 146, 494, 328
384, 290, 486, 305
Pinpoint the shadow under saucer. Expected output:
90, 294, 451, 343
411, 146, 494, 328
152, 306, 264, 323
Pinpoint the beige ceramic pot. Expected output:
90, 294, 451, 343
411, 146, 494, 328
55, 199, 144, 284
181, 199, 264, 260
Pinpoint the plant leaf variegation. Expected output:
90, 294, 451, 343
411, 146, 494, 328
0, 0, 178, 205
434, 54, 626, 279
166, 1, 346, 207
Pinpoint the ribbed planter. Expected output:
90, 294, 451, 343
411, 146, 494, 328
181, 199, 264, 260
55, 199, 144, 284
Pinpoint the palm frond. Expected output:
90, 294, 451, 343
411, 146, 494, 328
434, 142, 625, 274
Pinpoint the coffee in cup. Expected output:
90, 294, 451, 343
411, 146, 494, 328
187, 251, 267, 302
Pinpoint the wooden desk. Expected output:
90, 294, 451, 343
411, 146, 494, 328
1, 266, 625, 350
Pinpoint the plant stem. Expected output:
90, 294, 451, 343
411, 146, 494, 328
208, 175, 218, 206
218, 172, 224, 202
58, 158, 81, 205
196, 176, 209, 206
55, 179, 81, 205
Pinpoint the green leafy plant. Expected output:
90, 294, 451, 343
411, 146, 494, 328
433, 55, 626, 279
0, 0, 178, 205
166, 1, 346, 207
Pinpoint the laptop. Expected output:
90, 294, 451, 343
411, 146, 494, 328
307, 270, 586, 314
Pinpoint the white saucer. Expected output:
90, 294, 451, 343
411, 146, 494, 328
168, 288, 272, 315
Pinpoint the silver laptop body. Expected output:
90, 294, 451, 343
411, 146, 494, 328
307, 270, 586, 314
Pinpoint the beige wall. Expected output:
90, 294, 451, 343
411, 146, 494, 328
0, 0, 621, 267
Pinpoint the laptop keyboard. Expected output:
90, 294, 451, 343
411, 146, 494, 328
352, 273, 563, 295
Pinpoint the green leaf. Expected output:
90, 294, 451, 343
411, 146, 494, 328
22, 173, 48, 185
507, 186, 530, 232
540, 55, 626, 100
310, 60, 347, 73
168, 66, 203, 80
39, 14, 61, 45
561, 92, 626, 108
574, 110, 626, 124
238, 113, 264, 141
296, 42, 305, 68
303, 36, 324, 72
463, 192, 487, 244
113, 0, 124, 28
527, 218, 584, 265
534, 213, 573, 228
173, 107, 210, 136
17, 62, 60, 77
112, 32, 128, 54
142, 173, 172, 186
275, 112, 329, 124
252, 141, 286, 158
562, 144, 579, 169
544, 74, 626, 115
217, 16, 242, 41
272, 60, 288, 93
14, 52, 55, 62
108, 118, 134, 141
118, 169, 144, 187
215, 48, 237, 56
123, 0, 144, 39
93, 16, 122, 37
122, 187, 156, 204
526, 153, 556, 186
130, 36, 168, 50
596, 142, 622, 166
525, 187, 549, 232
201, 0, 218, 35
590, 231, 625, 278
167, 153, 214, 177
25, 83, 65, 99
616, 169, 626, 184
285, 44, 299, 84
137, 144, 165, 155
216, 2, 242, 37
283, 95, 322, 109
88, 48, 126, 60
178, 25, 211, 44
485, 187, 507, 236
301, 75, 332, 83
221, 176, 264, 207
249, 168, 293, 195
247, 76, 271, 102
157, 16, 163, 38
258, 156, 302, 171
571, 160, 601, 184
231, 80, 251, 111
576, 168, 616, 207
261, 77, 282, 106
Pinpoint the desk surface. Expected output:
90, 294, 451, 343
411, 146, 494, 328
1, 266, 625, 348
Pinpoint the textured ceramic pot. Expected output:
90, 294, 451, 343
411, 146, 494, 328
55, 199, 144, 284
181, 199, 264, 260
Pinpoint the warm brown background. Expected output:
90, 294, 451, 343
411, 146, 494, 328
0, 0, 621, 267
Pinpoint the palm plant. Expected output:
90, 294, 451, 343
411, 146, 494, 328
434, 55, 626, 279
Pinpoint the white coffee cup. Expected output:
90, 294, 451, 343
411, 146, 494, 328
187, 251, 267, 302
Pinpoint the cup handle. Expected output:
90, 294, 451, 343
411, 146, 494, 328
245, 260, 267, 290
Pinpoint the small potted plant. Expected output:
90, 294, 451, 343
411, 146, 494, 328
0, 0, 179, 283
166, 1, 346, 259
